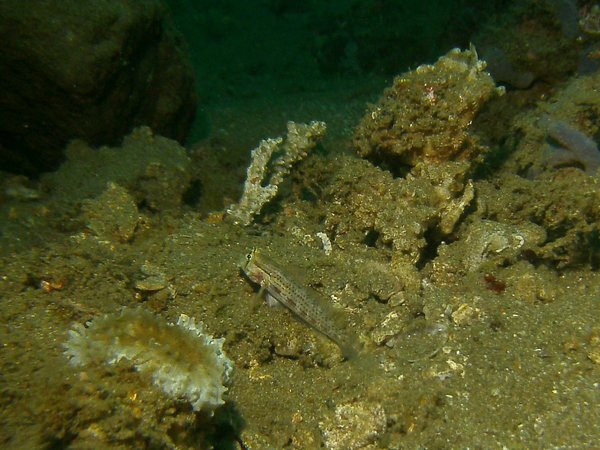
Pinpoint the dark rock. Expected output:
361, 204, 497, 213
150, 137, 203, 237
0, 0, 196, 175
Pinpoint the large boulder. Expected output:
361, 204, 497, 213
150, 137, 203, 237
0, 0, 196, 175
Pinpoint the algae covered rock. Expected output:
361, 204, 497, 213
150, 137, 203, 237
324, 156, 474, 267
42, 126, 192, 213
353, 47, 502, 168
431, 219, 546, 282
477, 71, 600, 268
81, 182, 139, 243
477, 170, 600, 268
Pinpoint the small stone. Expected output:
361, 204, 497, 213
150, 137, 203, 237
134, 276, 167, 292
371, 311, 405, 346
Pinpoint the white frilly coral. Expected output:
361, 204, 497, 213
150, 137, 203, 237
227, 120, 327, 225
64, 308, 233, 413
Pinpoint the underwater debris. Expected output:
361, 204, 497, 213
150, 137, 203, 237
241, 248, 356, 359
227, 120, 326, 226
316, 231, 333, 255
64, 308, 233, 414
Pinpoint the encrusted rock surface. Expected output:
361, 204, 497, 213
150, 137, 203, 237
42, 126, 192, 213
353, 47, 502, 168
324, 156, 474, 267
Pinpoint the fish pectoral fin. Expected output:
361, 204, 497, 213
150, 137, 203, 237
265, 292, 283, 308
256, 282, 282, 307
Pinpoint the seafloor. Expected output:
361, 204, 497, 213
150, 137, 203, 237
2, 10, 600, 447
